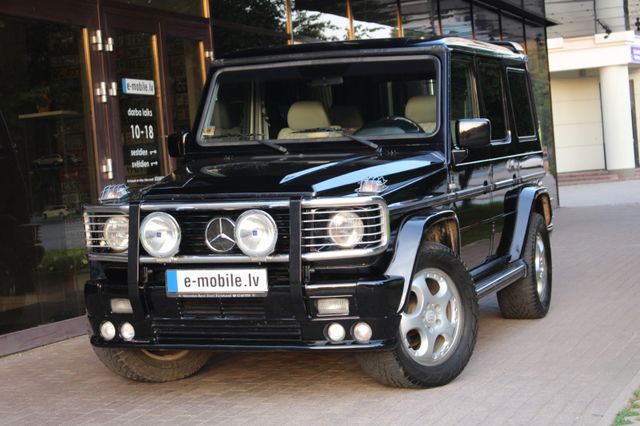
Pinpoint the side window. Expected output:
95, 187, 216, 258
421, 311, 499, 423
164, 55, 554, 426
507, 69, 536, 138
450, 60, 475, 121
477, 61, 507, 141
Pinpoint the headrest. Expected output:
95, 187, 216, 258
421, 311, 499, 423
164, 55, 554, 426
213, 100, 233, 129
405, 95, 437, 123
287, 101, 330, 130
329, 105, 364, 128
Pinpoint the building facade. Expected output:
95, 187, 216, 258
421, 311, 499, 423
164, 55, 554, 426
546, 0, 640, 174
0, 0, 552, 350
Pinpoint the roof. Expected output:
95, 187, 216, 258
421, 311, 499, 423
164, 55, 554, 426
213, 37, 526, 68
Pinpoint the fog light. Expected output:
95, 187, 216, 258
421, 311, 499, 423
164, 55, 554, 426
316, 298, 349, 316
100, 321, 116, 341
326, 322, 346, 343
120, 322, 135, 341
110, 298, 133, 314
352, 322, 373, 343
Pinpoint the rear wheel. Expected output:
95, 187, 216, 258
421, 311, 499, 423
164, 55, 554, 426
93, 346, 212, 382
497, 212, 552, 319
357, 243, 479, 388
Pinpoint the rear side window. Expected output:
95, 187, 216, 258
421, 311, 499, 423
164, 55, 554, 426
507, 69, 536, 138
450, 60, 475, 120
477, 61, 507, 141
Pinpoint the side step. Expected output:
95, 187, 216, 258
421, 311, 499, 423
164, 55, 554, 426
475, 259, 527, 299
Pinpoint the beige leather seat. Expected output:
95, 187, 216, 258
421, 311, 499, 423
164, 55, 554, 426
405, 95, 437, 133
212, 101, 240, 136
329, 105, 364, 131
278, 101, 342, 139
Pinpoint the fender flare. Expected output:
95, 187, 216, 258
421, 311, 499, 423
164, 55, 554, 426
508, 186, 551, 263
385, 210, 459, 313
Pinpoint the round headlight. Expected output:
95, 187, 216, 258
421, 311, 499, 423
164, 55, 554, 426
235, 210, 278, 257
328, 212, 364, 248
103, 216, 129, 252
140, 212, 181, 257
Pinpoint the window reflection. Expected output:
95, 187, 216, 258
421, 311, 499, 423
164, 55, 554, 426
291, 0, 350, 42
167, 37, 203, 133
350, 0, 399, 39
0, 15, 95, 334
111, 0, 204, 16
211, 0, 289, 56
440, 0, 472, 38
400, 0, 439, 38
474, 5, 500, 41
501, 13, 525, 43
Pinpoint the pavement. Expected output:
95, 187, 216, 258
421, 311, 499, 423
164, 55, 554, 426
559, 179, 640, 207
2, 185, 640, 425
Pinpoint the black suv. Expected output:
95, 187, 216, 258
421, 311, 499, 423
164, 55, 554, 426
84, 37, 553, 388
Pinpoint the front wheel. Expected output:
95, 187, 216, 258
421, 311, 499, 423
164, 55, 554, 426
93, 346, 212, 382
357, 243, 479, 388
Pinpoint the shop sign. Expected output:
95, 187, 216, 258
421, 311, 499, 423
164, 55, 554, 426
121, 78, 155, 96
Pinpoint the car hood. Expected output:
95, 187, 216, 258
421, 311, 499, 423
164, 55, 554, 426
141, 151, 446, 203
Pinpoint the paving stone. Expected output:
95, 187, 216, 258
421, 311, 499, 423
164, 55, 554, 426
1, 205, 640, 425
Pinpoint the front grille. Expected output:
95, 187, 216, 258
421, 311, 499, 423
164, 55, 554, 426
152, 319, 302, 344
179, 298, 266, 318
301, 203, 385, 253
144, 208, 290, 256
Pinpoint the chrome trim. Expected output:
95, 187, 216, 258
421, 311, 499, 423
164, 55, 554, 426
475, 260, 526, 299
303, 245, 388, 261
305, 283, 357, 292
88, 253, 128, 263
140, 254, 290, 264
140, 200, 290, 211
84, 205, 130, 213
547, 223, 554, 233
301, 196, 383, 208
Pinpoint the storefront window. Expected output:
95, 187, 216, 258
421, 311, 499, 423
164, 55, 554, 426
440, 0, 472, 38
291, 0, 350, 42
501, 13, 525, 43
525, 24, 556, 174
400, 0, 439, 38
350, 0, 399, 39
0, 15, 95, 334
112, 0, 204, 17
113, 29, 163, 189
167, 37, 204, 133
211, 0, 289, 56
474, 5, 500, 41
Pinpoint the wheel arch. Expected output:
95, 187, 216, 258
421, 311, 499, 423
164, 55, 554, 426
508, 186, 552, 263
385, 210, 461, 313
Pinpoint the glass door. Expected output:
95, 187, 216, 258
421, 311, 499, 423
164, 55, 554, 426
102, 8, 210, 188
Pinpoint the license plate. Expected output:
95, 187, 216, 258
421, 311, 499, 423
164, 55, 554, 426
166, 269, 268, 297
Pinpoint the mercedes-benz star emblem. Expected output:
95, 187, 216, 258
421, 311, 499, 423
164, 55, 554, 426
205, 217, 236, 253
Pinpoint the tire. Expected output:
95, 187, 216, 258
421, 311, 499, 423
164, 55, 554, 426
93, 346, 212, 382
497, 212, 552, 319
357, 242, 479, 388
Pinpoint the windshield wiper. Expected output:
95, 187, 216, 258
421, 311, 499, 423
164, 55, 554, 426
203, 133, 288, 154
292, 127, 379, 150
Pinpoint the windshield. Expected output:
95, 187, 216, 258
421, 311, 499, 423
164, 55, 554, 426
198, 56, 440, 146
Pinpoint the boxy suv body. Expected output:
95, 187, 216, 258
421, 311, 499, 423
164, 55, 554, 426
84, 37, 553, 387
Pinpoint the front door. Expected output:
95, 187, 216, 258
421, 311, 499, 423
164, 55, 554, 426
102, 5, 210, 189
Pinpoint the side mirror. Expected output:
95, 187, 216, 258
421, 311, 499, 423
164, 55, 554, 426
167, 131, 190, 158
456, 119, 491, 150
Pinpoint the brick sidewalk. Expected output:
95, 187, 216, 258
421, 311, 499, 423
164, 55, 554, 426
1, 205, 639, 425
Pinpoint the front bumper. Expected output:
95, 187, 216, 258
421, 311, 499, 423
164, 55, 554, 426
85, 273, 404, 352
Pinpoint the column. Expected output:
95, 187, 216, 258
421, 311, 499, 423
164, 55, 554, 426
599, 65, 636, 172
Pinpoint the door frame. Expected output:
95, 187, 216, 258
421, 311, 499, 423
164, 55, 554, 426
100, 1, 212, 183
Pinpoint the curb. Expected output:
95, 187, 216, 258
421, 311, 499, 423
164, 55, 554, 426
598, 367, 640, 426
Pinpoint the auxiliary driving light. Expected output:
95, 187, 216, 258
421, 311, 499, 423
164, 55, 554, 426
352, 322, 373, 343
120, 322, 135, 341
235, 210, 278, 257
316, 298, 349, 316
100, 321, 116, 341
326, 322, 346, 343
110, 298, 133, 314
